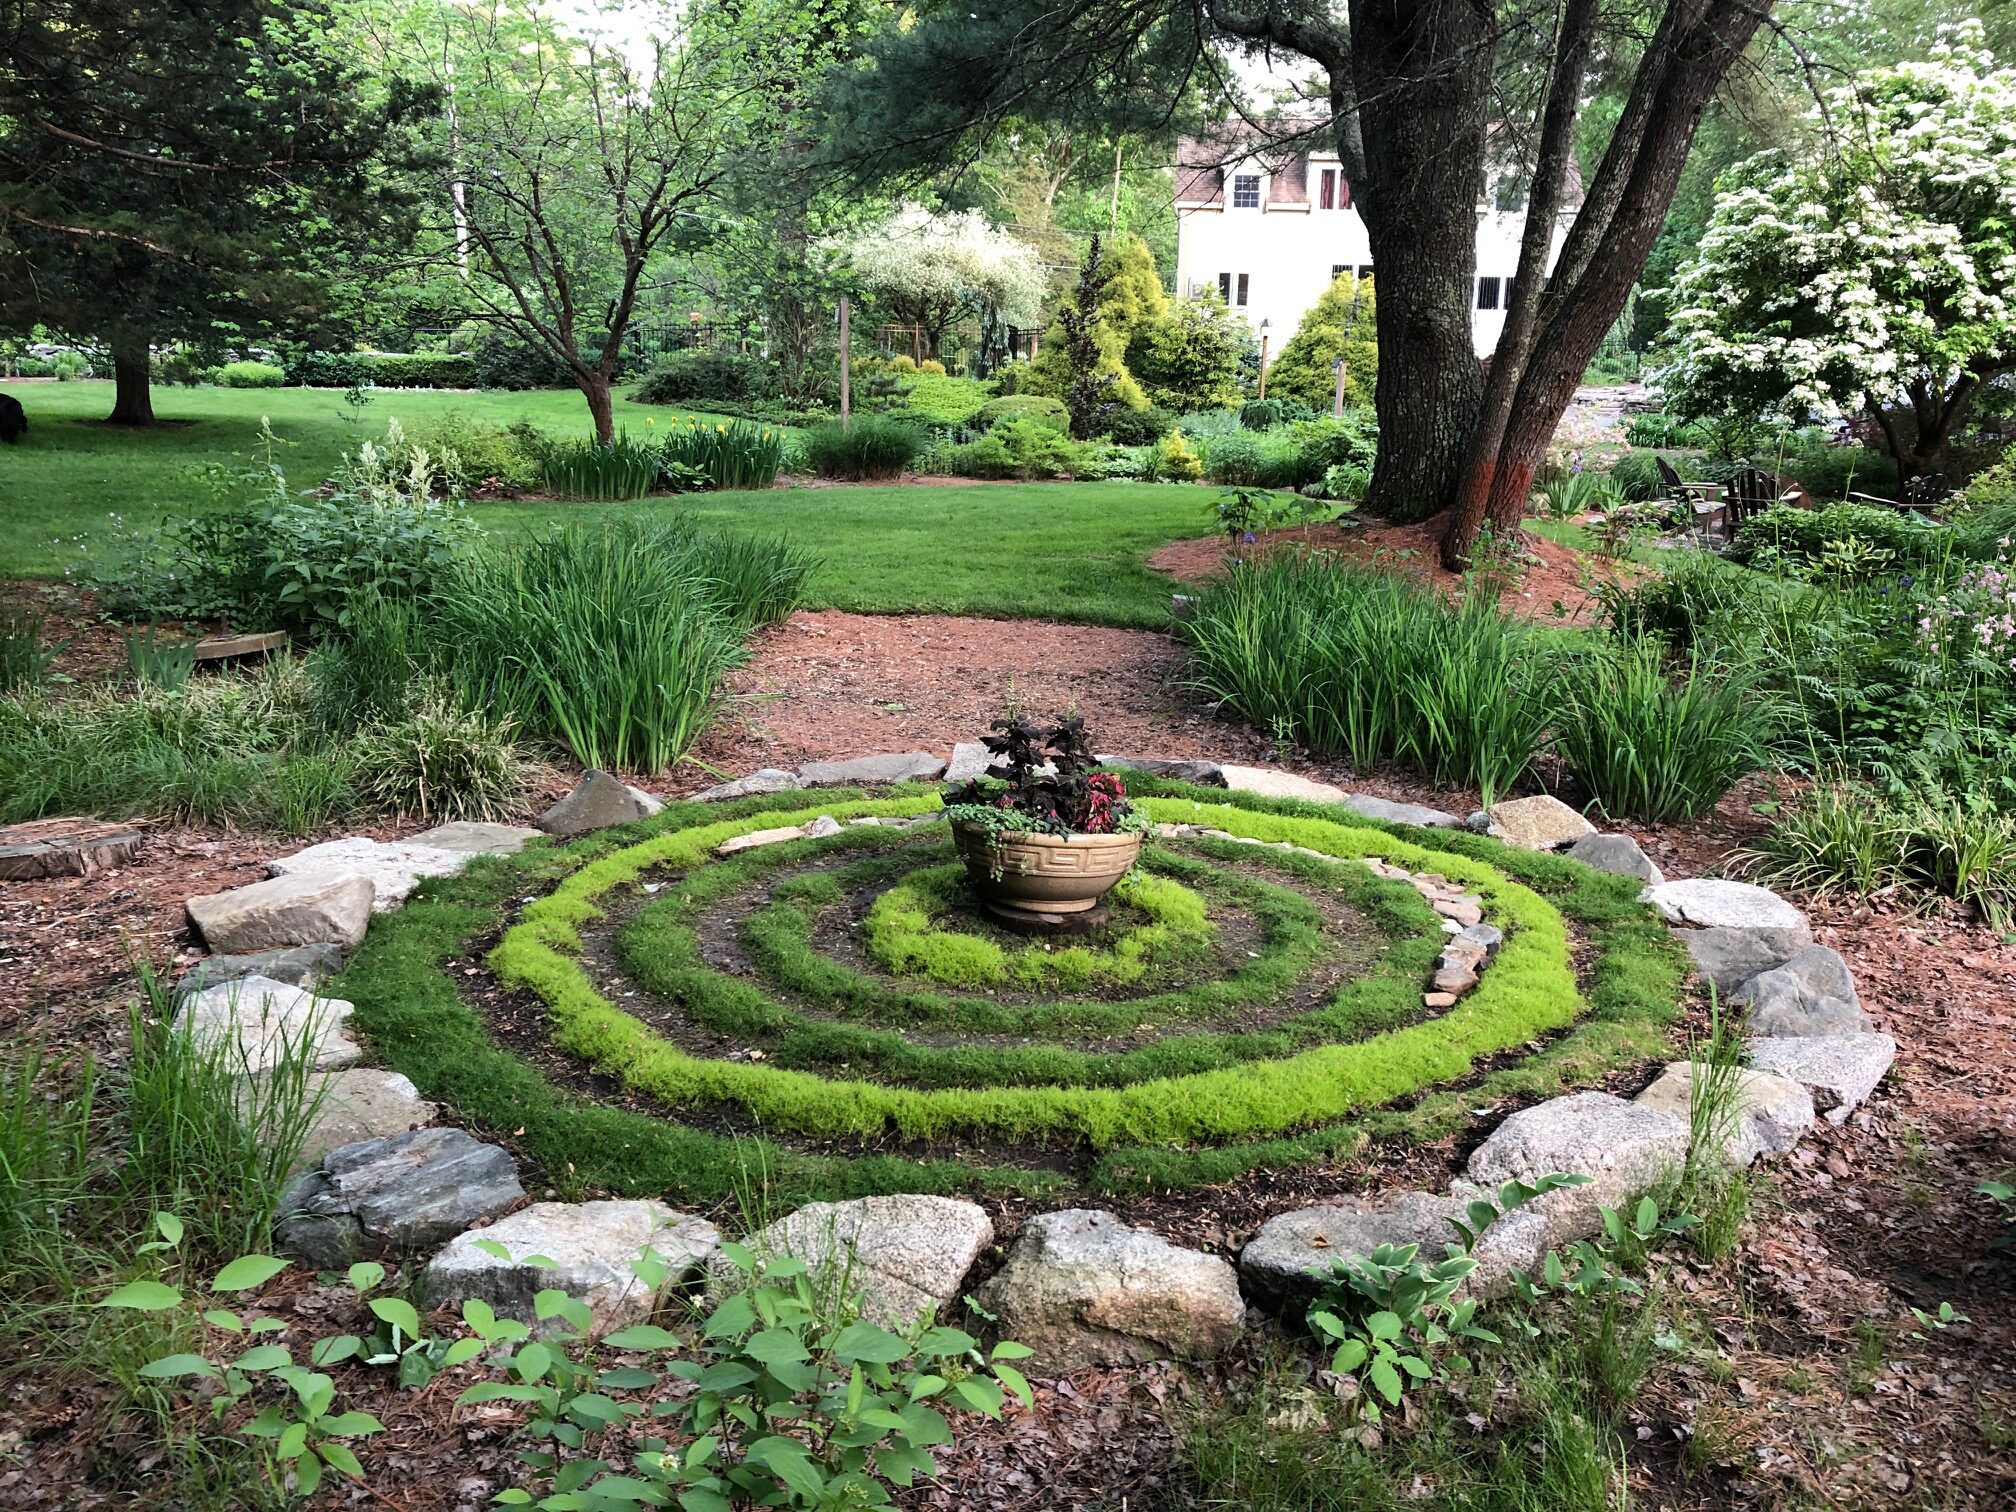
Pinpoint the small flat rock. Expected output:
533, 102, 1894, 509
794, 752, 947, 787
1734, 945, 1867, 1037
802, 815, 843, 839
1340, 795, 1462, 828
1641, 878, 1807, 933
186, 871, 375, 953
406, 821, 542, 856
296, 1069, 436, 1165
1681, 925, 1815, 992
277, 1127, 524, 1269
538, 769, 659, 837
181, 975, 361, 1073
1240, 1191, 1544, 1311
1633, 1061, 1816, 1165
944, 743, 998, 785
1485, 794, 1597, 851
1217, 765, 1349, 805
192, 629, 288, 661
1466, 1091, 1691, 1247
1465, 810, 1491, 833
1423, 991, 1458, 1009
269, 836, 471, 911
1457, 922, 1504, 955
0, 817, 147, 880
426, 1200, 720, 1336
715, 824, 808, 857
971, 1210, 1244, 1372
1567, 832, 1666, 884
1431, 896, 1483, 927
1748, 1034, 1896, 1124
1432, 965, 1479, 994
691, 769, 797, 802
712, 1195, 991, 1329
1095, 755, 1229, 788
178, 943, 346, 997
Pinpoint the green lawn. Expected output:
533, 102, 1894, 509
0, 380, 1210, 627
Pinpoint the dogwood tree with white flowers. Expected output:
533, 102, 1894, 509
838, 204, 1046, 358
1659, 27, 2016, 478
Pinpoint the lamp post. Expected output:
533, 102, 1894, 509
838, 296, 851, 433
1332, 354, 1348, 417
1257, 318, 1272, 401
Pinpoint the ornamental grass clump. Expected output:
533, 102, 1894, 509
656, 416, 790, 490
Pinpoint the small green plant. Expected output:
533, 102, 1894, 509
100, 1216, 386, 1498
1213, 485, 1282, 562
0, 606, 59, 691
123, 623, 200, 690
1979, 1177, 2016, 1250
1908, 1300, 1970, 1333
536, 432, 662, 501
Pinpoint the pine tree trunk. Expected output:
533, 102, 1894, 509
106, 336, 155, 426
1349, 0, 1494, 524
582, 374, 615, 444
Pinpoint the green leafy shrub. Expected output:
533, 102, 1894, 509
1125, 292, 1249, 411
358, 351, 477, 389
1240, 397, 1317, 430
1537, 470, 1622, 518
212, 360, 284, 389
946, 413, 1088, 479
1606, 449, 1671, 502
1287, 412, 1379, 476
1266, 272, 1377, 410
1553, 642, 1761, 822
802, 415, 925, 480
1102, 404, 1174, 445
1202, 430, 1316, 489
461, 327, 574, 390
974, 393, 1068, 432
1151, 427, 1204, 482
657, 417, 792, 491
1729, 502, 1951, 571
1622, 411, 1704, 448
631, 348, 774, 405
892, 372, 991, 425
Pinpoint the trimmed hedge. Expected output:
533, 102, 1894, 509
285, 351, 479, 389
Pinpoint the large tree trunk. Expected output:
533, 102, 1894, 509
106, 333, 155, 426
581, 372, 615, 444
1349, 0, 1495, 523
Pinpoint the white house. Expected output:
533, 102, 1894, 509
1173, 130, 1576, 359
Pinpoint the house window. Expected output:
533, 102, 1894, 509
1218, 272, 1231, 302
1503, 277, 1516, 310
1318, 167, 1353, 211
1236, 273, 1250, 307
1476, 276, 1502, 311
1357, 264, 1374, 282
1231, 173, 1261, 209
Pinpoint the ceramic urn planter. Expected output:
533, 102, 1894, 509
951, 823, 1143, 918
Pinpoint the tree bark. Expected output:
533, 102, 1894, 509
1348, 0, 1495, 523
581, 371, 615, 444
106, 332, 155, 426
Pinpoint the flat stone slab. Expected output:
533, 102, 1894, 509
793, 752, 947, 787
1634, 1061, 1815, 1166
1466, 1091, 1690, 1246
1340, 795, 1463, 828
1681, 925, 1815, 992
1642, 879, 1807, 933
406, 821, 542, 856
1486, 794, 1597, 851
277, 1127, 524, 1269
192, 629, 288, 661
971, 1209, 1244, 1372
1568, 832, 1665, 884
178, 942, 346, 997
539, 770, 660, 837
944, 743, 998, 785
1217, 765, 1349, 805
186, 871, 375, 953
1734, 945, 1868, 1037
269, 837, 471, 911
181, 974, 360, 1073
1239, 1191, 1544, 1311
1749, 1034, 1896, 1124
426, 1200, 720, 1336
0, 817, 147, 880
716, 824, 811, 857
691, 769, 796, 802
713, 1195, 991, 1329
1096, 755, 1229, 788
296, 1069, 436, 1165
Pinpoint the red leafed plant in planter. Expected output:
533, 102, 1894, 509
942, 713, 1150, 922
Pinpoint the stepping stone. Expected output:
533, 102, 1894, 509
1641, 879, 1807, 933
1217, 765, 1349, 805
944, 743, 998, 785
426, 1200, 720, 1337
1748, 1034, 1897, 1124
538, 770, 661, 837
406, 821, 542, 856
971, 1209, 1244, 1372
296, 1069, 436, 1166
180, 975, 361, 1073
1485, 795, 1596, 851
1239, 1191, 1545, 1311
0, 817, 147, 880
715, 824, 810, 857
1457, 922, 1503, 955
177, 943, 346, 997
1465, 1091, 1690, 1247
1733, 945, 1867, 1037
1339, 795, 1462, 828
192, 629, 288, 661
1568, 832, 1665, 884
711, 1195, 991, 1329
1430, 895, 1484, 927
1095, 755, 1229, 788
691, 769, 796, 802
186, 871, 375, 953
277, 1127, 524, 1269
269, 837, 471, 911
1680, 924, 1815, 993
1633, 1061, 1815, 1165
794, 752, 947, 787
802, 815, 843, 839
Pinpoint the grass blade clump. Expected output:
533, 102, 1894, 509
536, 432, 662, 501
802, 415, 924, 480
657, 418, 791, 491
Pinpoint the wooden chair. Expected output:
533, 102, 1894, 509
1722, 466, 1787, 538
1850, 471, 1950, 519
1654, 454, 1722, 532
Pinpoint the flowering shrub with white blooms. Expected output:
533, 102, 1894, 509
1657, 25, 2016, 465
836, 203, 1047, 339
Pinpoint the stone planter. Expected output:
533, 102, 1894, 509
952, 823, 1142, 917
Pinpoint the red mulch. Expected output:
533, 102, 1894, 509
1148, 514, 1648, 626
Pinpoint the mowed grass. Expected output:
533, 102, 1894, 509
0, 380, 1209, 627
